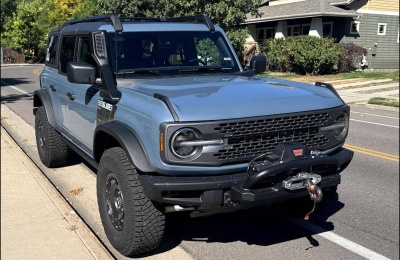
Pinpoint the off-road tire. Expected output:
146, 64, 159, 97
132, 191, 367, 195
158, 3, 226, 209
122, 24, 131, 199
273, 185, 339, 221
35, 107, 68, 167
97, 147, 165, 256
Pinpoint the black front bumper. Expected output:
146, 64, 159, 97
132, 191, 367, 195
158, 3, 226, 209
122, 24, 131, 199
139, 147, 353, 209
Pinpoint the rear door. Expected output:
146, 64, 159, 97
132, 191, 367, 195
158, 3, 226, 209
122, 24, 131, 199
42, 34, 66, 130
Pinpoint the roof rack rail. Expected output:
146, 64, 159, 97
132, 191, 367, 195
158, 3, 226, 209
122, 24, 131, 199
59, 13, 123, 32
119, 14, 215, 31
59, 13, 215, 32
165, 14, 215, 31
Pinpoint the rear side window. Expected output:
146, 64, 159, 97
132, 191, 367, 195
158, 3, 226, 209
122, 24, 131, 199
59, 37, 76, 73
45, 36, 58, 67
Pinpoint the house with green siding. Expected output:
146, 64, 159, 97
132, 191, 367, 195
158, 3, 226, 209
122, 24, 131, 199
245, 0, 399, 69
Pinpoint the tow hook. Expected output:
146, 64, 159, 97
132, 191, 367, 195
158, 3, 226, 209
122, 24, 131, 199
304, 179, 323, 202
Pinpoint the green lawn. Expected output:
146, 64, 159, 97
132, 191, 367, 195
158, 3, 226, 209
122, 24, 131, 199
368, 97, 399, 107
263, 70, 399, 83
339, 71, 399, 82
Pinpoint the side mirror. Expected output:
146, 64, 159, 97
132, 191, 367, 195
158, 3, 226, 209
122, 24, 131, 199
250, 54, 267, 75
67, 62, 97, 84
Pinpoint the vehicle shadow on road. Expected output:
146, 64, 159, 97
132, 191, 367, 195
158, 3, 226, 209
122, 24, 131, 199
158, 199, 345, 252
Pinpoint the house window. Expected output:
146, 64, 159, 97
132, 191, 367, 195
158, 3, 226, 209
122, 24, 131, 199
350, 21, 360, 34
288, 25, 301, 36
302, 25, 310, 35
266, 28, 276, 39
257, 27, 275, 41
323, 22, 333, 38
257, 29, 265, 41
377, 23, 387, 35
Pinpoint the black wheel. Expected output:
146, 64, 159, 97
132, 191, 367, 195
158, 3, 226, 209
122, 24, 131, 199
273, 186, 339, 221
97, 147, 165, 256
35, 107, 68, 167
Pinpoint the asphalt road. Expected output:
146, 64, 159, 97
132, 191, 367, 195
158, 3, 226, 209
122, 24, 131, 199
1, 65, 399, 260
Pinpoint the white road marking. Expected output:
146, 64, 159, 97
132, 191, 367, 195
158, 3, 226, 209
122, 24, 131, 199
351, 111, 399, 120
1, 80, 32, 97
350, 119, 399, 128
288, 218, 391, 260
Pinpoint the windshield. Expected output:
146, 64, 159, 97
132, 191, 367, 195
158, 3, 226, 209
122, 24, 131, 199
107, 30, 241, 76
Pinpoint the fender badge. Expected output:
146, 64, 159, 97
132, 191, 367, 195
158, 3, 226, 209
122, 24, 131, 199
293, 149, 303, 157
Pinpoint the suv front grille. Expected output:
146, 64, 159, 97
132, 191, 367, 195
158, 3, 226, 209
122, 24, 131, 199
214, 113, 330, 135
213, 113, 331, 161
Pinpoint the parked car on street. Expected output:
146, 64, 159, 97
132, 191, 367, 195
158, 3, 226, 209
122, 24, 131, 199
34, 13, 353, 256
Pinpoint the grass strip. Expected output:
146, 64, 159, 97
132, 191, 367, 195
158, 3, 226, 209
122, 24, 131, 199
368, 97, 399, 107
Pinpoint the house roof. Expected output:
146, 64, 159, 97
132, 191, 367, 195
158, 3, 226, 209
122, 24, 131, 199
245, 0, 358, 24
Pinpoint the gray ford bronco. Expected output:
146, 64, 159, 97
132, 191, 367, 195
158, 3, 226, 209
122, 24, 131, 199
34, 13, 353, 256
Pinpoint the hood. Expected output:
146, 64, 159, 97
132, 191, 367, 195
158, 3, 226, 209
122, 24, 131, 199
118, 75, 343, 121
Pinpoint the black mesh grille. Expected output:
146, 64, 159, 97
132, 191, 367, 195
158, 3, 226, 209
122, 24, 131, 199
215, 113, 330, 135
213, 113, 331, 160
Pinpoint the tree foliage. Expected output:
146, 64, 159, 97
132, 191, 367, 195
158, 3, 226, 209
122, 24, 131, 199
1, 0, 260, 62
1, 0, 99, 62
97, 0, 261, 55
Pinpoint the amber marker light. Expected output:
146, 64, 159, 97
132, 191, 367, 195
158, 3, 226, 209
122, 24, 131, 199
159, 132, 164, 151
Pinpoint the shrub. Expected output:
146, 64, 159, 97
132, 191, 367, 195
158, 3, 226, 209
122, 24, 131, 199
259, 36, 341, 75
338, 43, 366, 73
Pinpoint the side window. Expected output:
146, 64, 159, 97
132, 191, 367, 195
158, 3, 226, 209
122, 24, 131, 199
45, 35, 59, 67
59, 36, 76, 73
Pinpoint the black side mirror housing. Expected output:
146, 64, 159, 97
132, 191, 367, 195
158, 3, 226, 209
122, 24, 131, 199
250, 54, 267, 75
67, 62, 97, 84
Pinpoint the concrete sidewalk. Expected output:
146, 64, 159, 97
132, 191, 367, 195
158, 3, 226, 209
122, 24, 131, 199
1, 127, 113, 260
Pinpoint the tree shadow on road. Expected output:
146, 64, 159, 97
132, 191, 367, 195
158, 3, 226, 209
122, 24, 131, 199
1, 77, 34, 86
1, 93, 32, 104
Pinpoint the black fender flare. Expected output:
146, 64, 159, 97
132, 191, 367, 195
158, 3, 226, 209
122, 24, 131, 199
94, 121, 155, 173
33, 89, 59, 132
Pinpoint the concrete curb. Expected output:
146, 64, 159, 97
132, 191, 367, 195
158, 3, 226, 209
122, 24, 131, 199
1, 104, 194, 260
1, 127, 114, 260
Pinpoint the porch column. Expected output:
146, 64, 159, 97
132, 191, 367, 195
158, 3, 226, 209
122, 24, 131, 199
275, 21, 287, 38
246, 24, 257, 44
309, 18, 323, 37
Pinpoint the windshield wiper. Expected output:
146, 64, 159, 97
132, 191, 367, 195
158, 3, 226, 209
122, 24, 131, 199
117, 69, 172, 77
179, 67, 233, 74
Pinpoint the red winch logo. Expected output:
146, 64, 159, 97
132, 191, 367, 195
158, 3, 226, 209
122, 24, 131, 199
292, 149, 303, 156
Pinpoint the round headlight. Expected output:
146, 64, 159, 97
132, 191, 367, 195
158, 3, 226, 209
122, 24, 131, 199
170, 128, 202, 159
334, 111, 349, 140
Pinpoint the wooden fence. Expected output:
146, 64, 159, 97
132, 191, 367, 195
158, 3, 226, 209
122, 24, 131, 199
2, 48, 25, 63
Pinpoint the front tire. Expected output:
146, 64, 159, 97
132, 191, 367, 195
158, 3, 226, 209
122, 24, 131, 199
35, 107, 68, 167
97, 147, 165, 256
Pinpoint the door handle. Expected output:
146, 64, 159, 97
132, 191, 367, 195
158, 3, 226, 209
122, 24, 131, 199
67, 92, 76, 101
49, 84, 56, 91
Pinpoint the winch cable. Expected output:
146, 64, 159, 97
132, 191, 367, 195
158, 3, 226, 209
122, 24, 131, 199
304, 183, 322, 221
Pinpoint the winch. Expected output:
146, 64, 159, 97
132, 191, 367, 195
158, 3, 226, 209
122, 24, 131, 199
247, 142, 326, 219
